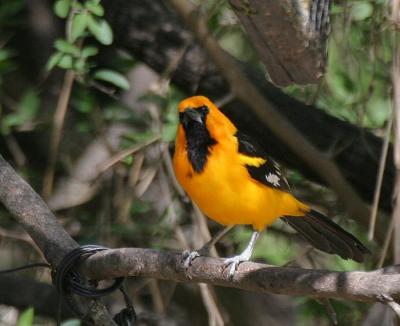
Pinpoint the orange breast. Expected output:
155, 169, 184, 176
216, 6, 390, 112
173, 130, 308, 231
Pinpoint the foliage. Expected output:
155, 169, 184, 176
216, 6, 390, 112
49, 0, 129, 90
60, 319, 81, 326
0, 0, 393, 325
16, 307, 34, 326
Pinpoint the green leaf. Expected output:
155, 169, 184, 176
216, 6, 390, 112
93, 69, 130, 90
71, 1, 83, 10
46, 52, 64, 71
85, 1, 104, 16
71, 12, 89, 42
60, 319, 81, 326
17, 307, 34, 326
57, 54, 73, 69
54, 0, 71, 18
87, 16, 113, 45
351, 2, 373, 21
73, 58, 86, 73
54, 39, 80, 56
81, 46, 98, 58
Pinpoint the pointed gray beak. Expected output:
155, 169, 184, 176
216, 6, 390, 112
184, 108, 203, 124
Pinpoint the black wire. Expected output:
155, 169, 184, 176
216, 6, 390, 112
0, 245, 136, 325
53, 245, 135, 326
113, 285, 137, 326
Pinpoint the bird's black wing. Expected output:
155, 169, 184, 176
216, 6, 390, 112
235, 131, 290, 192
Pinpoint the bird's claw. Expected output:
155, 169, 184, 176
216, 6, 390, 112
224, 255, 248, 278
182, 250, 200, 269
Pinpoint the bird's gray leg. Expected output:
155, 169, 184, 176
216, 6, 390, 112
182, 225, 234, 268
224, 231, 259, 278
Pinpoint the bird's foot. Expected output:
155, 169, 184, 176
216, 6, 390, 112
224, 253, 250, 279
181, 244, 212, 269
181, 250, 201, 269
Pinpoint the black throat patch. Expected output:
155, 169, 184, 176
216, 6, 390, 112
180, 106, 217, 173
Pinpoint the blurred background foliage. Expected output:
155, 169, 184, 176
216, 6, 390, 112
0, 0, 395, 325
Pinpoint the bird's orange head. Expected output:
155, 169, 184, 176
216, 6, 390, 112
177, 96, 236, 141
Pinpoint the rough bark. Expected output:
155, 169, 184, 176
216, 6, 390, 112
0, 154, 77, 265
82, 247, 400, 303
103, 0, 394, 213
0, 154, 115, 325
228, 0, 327, 86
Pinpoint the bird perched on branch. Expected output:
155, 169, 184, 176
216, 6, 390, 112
173, 95, 369, 277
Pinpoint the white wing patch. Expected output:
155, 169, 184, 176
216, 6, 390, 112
266, 173, 280, 186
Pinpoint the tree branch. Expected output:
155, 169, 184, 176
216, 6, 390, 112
0, 154, 115, 325
228, 0, 327, 86
0, 156, 397, 309
82, 247, 400, 303
0, 154, 76, 264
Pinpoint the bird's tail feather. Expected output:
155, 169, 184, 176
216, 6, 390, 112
281, 210, 370, 262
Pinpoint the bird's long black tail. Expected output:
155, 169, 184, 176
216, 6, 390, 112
281, 210, 370, 262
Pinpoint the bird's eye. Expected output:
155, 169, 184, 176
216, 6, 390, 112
198, 106, 209, 114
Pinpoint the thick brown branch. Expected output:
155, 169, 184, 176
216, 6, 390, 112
82, 247, 400, 303
0, 154, 76, 264
0, 154, 115, 325
228, 0, 327, 86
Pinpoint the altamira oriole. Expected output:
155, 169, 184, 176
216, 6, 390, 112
173, 95, 369, 276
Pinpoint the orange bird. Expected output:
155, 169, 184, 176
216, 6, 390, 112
173, 95, 369, 276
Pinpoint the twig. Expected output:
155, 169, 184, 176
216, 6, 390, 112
369, 111, 393, 240
4, 135, 26, 167
168, 0, 370, 222
318, 298, 338, 325
391, 0, 400, 263
379, 294, 400, 320
0, 227, 43, 258
96, 136, 160, 174
42, 69, 75, 198
378, 216, 395, 268
82, 247, 400, 303
199, 283, 225, 326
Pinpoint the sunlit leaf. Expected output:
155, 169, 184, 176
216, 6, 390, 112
74, 58, 86, 73
54, 0, 71, 18
85, 1, 104, 16
93, 69, 130, 90
16, 307, 34, 326
351, 2, 373, 21
87, 16, 113, 45
81, 46, 98, 58
54, 39, 80, 56
71, 12, 89, 42
57, 54, 73, 69
60, 319, 81, 326
46, 52, 63, 71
